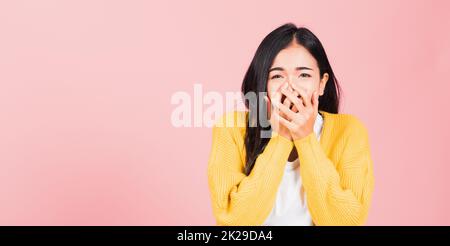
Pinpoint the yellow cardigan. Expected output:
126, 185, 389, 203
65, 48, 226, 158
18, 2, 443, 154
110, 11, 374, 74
207, 110, 374, 226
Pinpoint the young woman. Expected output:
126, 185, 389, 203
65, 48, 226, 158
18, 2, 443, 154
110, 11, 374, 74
207, 23, 374, 226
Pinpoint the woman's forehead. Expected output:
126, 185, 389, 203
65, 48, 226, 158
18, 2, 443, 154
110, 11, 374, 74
271, 46, 316, 70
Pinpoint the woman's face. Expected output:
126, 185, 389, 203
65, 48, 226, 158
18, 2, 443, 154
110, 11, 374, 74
267, 42, 329, 106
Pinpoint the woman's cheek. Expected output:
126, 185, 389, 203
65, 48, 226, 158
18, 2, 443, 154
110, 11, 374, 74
293, 80, 316, 95
267, 81, 282, 99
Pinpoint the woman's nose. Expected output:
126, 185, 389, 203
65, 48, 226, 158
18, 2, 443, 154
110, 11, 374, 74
286, 79, 294, 92
281, 81, 293, 93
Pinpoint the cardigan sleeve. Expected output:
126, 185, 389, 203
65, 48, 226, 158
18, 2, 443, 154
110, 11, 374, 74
207, 113, 293, 225
294, 118, 375, 225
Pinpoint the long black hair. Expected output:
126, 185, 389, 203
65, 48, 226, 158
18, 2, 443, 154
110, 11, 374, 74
241, 23, 341, 175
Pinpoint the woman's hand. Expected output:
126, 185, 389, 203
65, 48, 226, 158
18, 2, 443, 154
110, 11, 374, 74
264, 83, 293, 140
272, 83, 319, 141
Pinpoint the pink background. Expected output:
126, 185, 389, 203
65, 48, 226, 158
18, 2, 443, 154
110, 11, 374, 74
0, 0, 449, 225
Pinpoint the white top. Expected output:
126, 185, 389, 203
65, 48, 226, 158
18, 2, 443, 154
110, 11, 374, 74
262, 113, 324, 226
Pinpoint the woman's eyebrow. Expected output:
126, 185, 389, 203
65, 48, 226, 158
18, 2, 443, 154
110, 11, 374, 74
268, 66, 313, 73
296, 66, 313, 71
268, 67, 284, 73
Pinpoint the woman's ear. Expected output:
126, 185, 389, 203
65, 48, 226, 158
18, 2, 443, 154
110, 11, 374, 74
319, 73, 329, 96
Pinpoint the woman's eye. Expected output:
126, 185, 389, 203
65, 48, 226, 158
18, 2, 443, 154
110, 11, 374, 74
299, 73, 311, 78
270, 74, 283, 79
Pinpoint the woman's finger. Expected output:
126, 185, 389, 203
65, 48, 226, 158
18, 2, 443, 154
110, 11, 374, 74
270, 82, 287, 107
273, 109, 295, 130
281, 87, 304, 112
273, 99, 296, 121
291, 91, 300, 113
282, 94, 292, 114
264, 96, 278, 118
290, 83, 312, 108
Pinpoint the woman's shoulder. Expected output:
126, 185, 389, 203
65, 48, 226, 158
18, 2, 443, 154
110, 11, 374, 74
321, 111, 369, 137
211, 111, 247, 148
213, 111, 248, 129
